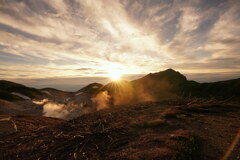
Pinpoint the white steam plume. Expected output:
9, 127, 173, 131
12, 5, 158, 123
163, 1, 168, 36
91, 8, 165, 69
93, 91, 110, 110
42, 101, 88, 120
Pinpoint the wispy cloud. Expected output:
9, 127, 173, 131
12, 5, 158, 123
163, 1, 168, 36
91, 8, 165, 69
0, 0, 239, 88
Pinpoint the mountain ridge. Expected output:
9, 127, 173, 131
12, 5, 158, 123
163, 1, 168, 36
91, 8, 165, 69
0, 69, 239, 102
1, 69, 240, 159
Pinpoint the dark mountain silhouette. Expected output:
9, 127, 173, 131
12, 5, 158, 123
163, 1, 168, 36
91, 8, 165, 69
191, 78, 240, 99
0, 80, 47, 101
67, 83, 104, 107
135, 69, 240, 100
41, 87, 71, 93
133, 68, 187, 84
131, 69, 187, 101
97, 69, 240, 104
77, 82, 103, 95
1, 69, 240, 103
40, 88, 73, 101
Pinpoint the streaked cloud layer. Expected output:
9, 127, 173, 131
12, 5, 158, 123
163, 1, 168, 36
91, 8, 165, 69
0, 0, 239, 89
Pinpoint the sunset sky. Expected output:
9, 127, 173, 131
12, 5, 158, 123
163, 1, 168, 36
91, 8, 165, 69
0, 0, 239, 91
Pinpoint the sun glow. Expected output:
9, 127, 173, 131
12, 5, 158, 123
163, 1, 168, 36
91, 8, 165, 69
108, 70, 123, 81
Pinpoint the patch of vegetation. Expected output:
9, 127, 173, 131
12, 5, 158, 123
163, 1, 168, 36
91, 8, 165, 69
161, 108, 182, 119
181, 107, 216, 114
171, 135, 202, 160
180, 104, 240, 115
131, 119, 167, 130
176, 113, 189, 118
127, 147, 174, 160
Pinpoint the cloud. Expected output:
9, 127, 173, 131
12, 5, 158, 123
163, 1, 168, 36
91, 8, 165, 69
0, 0, 239, 86
0, 22, 61, 43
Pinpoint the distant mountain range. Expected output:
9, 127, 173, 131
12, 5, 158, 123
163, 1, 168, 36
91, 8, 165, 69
0, 69, 239, 103
99, 69, 240, 104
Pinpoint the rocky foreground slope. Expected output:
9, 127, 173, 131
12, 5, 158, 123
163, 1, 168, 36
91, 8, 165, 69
0, 100, 240, 160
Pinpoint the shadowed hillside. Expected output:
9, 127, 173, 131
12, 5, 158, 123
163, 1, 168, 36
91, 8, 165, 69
0, 80, 47, 101
77, 82, 103, 95
1, 101, 239, 160
131, 69, 240, 101
97, 69, 240, 106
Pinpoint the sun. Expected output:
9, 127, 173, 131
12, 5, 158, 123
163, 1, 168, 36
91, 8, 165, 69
108, 71, 123, 81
